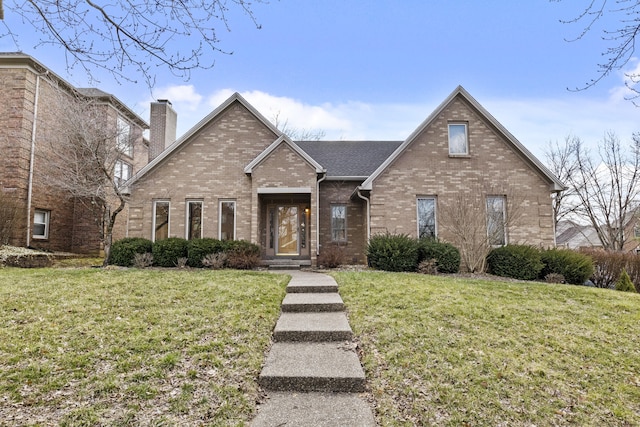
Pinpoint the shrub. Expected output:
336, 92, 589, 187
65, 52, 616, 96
486, 245, 544, 280
318, 244, 345, 268
202, 253, 227, 269
152, 237, 188, 267
109, 237, 153, 267
417, 238, 460, 274
367, 232, 419, 272
133, 252, 153, 268
615, 269, 636, 292
187, 238, 225, 268
581, 249, 625, 289
545, 273, 565, 284
224, 240, 261, 270
176, 257, 188, 268
417, 259, 438, 275
540, 248, 594, 285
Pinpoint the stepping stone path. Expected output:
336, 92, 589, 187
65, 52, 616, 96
251, 271, 376, 426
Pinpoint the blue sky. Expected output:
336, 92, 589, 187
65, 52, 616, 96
3, 1, 639, 159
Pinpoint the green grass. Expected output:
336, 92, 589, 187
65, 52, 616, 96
0, 268, 287, 426
335, 271, 640, 426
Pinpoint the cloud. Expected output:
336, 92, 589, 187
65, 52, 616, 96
607, 58, 640, 103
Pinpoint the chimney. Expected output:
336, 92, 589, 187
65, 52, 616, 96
149, 99, 177, 162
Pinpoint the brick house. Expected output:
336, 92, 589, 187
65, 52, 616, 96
0, 53, 148, 253
125, 86, 564, 267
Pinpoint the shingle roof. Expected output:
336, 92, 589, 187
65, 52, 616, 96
296, 140, 402, 178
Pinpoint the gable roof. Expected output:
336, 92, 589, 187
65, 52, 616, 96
359, 86, 566, 192
244, 135, 325, 174
296, 140, 402, 179
125, 92, 281, 188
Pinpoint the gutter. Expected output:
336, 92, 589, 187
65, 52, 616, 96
26, 74, 42, 247
356, 188, 371, 242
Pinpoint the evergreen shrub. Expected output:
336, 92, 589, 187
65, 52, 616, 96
486, 244, 543, 280
417, 238, 460, 274
152, 237, 189, 267
540, 248, 594, 285
187, 238, 225, 268
367, 232, 419, 272
109, 237, 153, 266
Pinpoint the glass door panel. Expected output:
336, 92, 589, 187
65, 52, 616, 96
277, 206, 299, 255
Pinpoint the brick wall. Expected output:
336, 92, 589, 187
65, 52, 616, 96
318, 180, 367, 264
369, 95, 556, 247
127, 101, 279, 243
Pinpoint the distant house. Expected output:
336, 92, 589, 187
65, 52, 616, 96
556, 210, 640, 253
124, 86, 564, 267
0, 53, 148, 253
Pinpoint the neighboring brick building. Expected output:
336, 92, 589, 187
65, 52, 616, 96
125, 87, 564, 267
0, 53, 148, 253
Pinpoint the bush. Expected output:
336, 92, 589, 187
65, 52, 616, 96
581, 249, 625, 289
109, 237, 153, 267
540, 248, 594, 285
318, 244, 345, 268
417, 238, 460, 274
152, 237, 188, 267
545, 273, 565, 284
367, 232, 419, 272
417, 258, 438, 275
224, 240, 261, 270
486, 245, 544, 281
187, 238, 225, 268
202, 253, 227, 269
133, 252, 153, 268
615, 269, 636, 292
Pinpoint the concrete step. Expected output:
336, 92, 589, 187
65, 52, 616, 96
281, 293, 344, 312
286, 273, 339, 293
251, 392, 375, 427
258, 342, 366, 392
274, 312, 353, 342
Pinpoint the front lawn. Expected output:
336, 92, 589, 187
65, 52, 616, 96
0, 268, 287, 425
335, 272, 640, 426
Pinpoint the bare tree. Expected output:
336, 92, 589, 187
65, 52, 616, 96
439, 181, 526, 273
1, 0, 265, 86
272, 111, 326, 141
555, 0, 640, 102
545, 135, 579, 226
566, 131, 640, 250
38, 80, 133, 265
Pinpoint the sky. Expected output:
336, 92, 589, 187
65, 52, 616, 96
2, 0, 639, 160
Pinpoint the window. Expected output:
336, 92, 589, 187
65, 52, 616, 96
33, 209, 50, 239
117, 117, 133, 157
114, 160, 132, 186
448, 123, 468, 155
331, 204, 347, 242
187, 201, 203, 240
417, 197, 437, 239
153, 201, 169, 241
487, 196, 506, 246
219, 200, 236, 241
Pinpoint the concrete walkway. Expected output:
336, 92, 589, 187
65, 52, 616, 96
251, 271, 376, 426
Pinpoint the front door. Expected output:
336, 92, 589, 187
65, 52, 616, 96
277, 206, 299, 255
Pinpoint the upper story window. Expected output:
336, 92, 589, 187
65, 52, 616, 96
33, 209, 50, 239
487, 196, 507, 246
417, 197, 437, 239
114, 160, 132, 186
331, 204, 347, 242
117, 117, 133, 157
448, 123, 468, 155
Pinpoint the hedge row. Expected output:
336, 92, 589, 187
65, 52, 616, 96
366, 233, 461, 273
109, 237, 260, 269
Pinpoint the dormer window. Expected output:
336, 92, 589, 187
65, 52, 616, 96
448, 123, 468, 155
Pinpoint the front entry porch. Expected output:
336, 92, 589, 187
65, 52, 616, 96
259, 193, 312, 267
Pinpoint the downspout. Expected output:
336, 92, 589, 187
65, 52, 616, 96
316, 173, 327, 255
26, 74, 41, 247
356, 188, 371, 242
